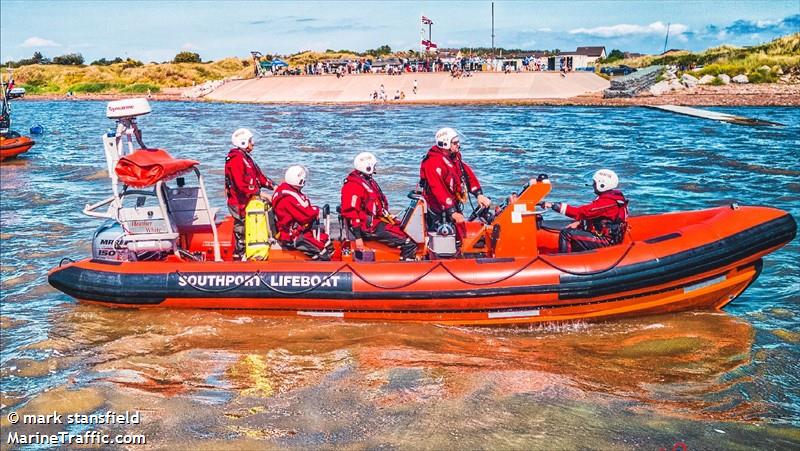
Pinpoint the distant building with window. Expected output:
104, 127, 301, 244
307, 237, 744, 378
542, 46, 605, 71
576, 46, 607, 63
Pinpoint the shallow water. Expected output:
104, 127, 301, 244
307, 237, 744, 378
1, 101, 798, 448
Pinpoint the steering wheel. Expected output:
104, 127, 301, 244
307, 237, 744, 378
469, 205, 496, 224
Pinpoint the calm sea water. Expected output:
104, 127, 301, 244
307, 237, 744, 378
1, 101, 798, 449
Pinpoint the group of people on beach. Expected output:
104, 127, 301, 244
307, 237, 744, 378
224, 127, 628, 261
371, 82, 414, 102
450, 66, 472, 78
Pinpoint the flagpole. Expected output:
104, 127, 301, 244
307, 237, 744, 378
492, 2, 495, 58
420, 13, 424, 54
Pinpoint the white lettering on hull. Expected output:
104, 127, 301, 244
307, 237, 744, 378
177, 273, 343, 289
269, 275, 340, 288
177, 274, 261, 287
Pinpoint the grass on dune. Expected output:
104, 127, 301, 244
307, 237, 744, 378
605, 33, 800, 83
286, 51, 362, 67
4, 58, 250, 94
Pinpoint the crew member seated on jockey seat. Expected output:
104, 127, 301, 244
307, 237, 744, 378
341, 152, 418, 261
419, 127, 491, 241
543, 169, 629, 253
272, 165, 334, 260
224, 128, 276, 260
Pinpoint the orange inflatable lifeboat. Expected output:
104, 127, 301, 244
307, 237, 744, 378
48, 100, 797, 325
0, 132, 35, 161
1, 72, 35, 161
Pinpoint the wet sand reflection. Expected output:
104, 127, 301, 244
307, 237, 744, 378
4, 305, 792, 448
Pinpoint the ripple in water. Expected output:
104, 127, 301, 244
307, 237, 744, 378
1, 102, 798, 447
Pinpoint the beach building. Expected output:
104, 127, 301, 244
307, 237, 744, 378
495, 51, 549, 72
575, 46, 607, 65
370, 57, 404, 73
458, 47, 605, 73
553, 46, 606, 71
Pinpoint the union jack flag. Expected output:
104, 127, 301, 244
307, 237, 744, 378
422, 15, 433, 25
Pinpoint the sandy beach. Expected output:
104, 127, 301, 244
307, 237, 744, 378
20, 72, 800, 106
205, 71, 610, 103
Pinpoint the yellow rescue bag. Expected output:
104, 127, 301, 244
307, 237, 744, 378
245, 198, 271, 261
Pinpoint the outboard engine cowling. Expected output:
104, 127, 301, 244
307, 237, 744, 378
92, 220, 126, 262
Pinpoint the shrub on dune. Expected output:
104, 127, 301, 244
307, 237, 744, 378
611, 33, 799, 80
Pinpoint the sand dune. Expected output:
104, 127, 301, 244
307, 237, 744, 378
205, 72, 610, 103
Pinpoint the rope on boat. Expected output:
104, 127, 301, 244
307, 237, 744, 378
538, 242, 635, 276
174, 242, 636, 294
59, 257, 75, 267
344, 262, 443, 290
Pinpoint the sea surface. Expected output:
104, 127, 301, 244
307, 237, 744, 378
1, 101, 798, 449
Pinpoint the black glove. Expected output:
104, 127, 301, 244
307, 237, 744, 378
551, 202, 562, 213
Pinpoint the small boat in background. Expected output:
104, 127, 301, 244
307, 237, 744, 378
1, 71, 35, 162
0, 131, 36, 161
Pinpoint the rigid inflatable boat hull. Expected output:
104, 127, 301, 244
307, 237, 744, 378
0, 135, 35, 161
49, 209, 795, 325
64, 260, 762, 325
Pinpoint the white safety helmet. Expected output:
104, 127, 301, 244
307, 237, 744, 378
353, 151, 378, 175
592, 169, 619, 192
285, 165, 308, 188
231, 128, 254, 150
435, 127, 459, 150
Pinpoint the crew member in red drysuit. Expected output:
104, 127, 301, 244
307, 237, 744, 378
544, 169, 629, 253
341, 152, 417, 260
272, 165, 333, 260
224, 128, 275, 259
419, 127, 491, 240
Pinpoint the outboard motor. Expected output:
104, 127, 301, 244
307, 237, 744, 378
92, 220, 126, 262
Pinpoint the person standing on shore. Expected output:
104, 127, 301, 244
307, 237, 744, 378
413, 79, 418, 94
419, 127, 491, 242
225, 128, 276, 260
